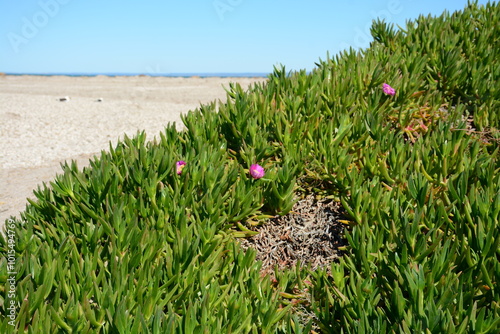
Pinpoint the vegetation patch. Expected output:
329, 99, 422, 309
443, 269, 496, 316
1, 2, 499, 333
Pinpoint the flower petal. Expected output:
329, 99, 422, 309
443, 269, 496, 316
249, 164, 265, 179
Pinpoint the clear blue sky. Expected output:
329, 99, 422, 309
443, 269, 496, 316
0, 0, 493, 75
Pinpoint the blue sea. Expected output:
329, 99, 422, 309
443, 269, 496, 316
5, 72, 270, 78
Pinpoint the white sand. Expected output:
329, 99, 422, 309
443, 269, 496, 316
0, 75, 266, 227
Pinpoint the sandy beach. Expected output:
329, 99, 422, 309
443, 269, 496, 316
0, 74, 266, 228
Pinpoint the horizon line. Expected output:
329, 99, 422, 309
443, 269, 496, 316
1, 71, 271, 78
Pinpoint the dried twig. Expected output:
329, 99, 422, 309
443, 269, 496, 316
239, 195, 349, 276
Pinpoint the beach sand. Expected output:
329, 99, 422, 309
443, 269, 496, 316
0, 75, 266, 228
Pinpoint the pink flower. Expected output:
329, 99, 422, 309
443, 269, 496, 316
176, 160, 186, 175
382, 83, 396, 96
249, 164, 265, 179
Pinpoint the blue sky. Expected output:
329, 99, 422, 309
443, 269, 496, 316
0, 0, 493, 75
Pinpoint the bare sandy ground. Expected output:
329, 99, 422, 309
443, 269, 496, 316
0, 75, 266, 229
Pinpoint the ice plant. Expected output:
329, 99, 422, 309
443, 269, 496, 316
405, 125, 415, 132
418, 121, 429, 132
249, 164, 265, 179
176, 160, 186, 175
382, 83, 396, 96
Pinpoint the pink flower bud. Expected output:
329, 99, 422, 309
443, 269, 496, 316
382, 83, 396, 96
176, 160, 186, 175
249, 164, 265, 179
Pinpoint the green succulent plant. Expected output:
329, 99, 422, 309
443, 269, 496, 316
1, 1, 499, 333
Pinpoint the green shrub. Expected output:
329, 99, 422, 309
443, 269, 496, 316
1, 1, 499, 333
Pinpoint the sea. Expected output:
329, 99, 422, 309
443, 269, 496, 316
4, 72, 270, 78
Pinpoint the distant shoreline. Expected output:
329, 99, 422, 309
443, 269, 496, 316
1, 72, 270, 79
